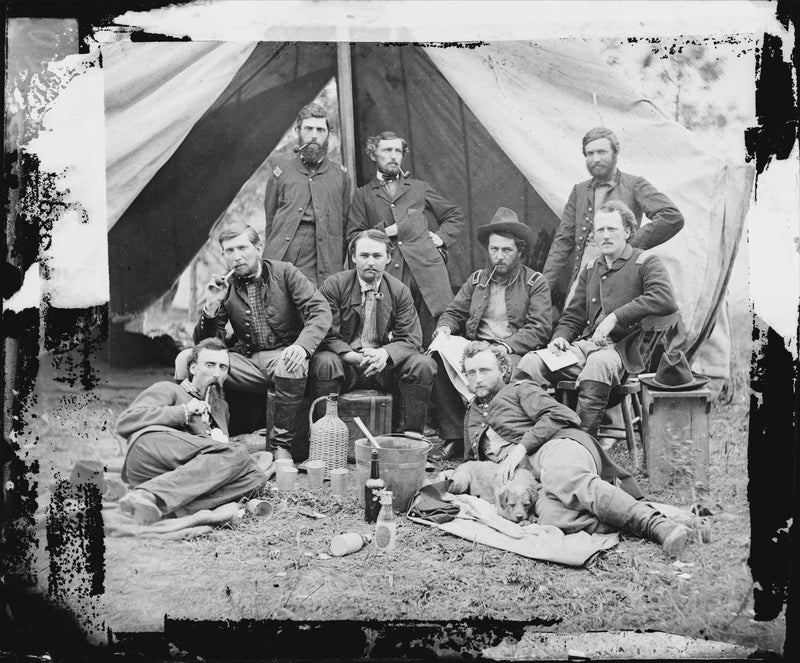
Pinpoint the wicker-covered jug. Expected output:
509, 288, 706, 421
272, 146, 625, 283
308, 394, 349, 478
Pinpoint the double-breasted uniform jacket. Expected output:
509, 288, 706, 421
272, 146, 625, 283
193, 260, 332, 359
347, 175, 464, 317
263, 154, 352, 283
463, 380, 643, 499
436, 264, 552, 355
542, 170, 684, 297
115, 381, 230, 479
318, 269, 423, 366
553, 245, 678, 374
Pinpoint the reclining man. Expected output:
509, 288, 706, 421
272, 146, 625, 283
515, 199, 678, 437
310, 229, 437, 434
175, 222, 332, 463
118, 338, 267, 525
458, 341, 699, 557
429, 207, 551, 460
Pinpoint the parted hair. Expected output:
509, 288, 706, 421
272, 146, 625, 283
295, 102, 332, 132
365, 131, 409, 159
596, 199, 638, 235
461, 340, 509, 377
348, 229, 394, 259
187, 337, 228, 372
582, 127, 620, 154
218, 223, 261, 248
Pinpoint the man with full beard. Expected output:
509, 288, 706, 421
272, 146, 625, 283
542, 127, 683, 314
347, 131, 464, 346
263, 103, 352, 285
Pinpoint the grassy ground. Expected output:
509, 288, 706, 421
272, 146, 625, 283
16, 349, 785, 655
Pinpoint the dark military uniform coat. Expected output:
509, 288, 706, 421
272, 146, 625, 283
263, 154, 352, 284
347, 176, 464, 317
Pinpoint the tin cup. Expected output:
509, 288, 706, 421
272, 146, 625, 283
329, 467, 348, 496
276, 466, 298, 492
305, 460, 325, 490
275, 458, 294, 470
246, 499, 274, 518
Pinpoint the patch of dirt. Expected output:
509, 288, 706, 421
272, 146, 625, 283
14, 354, 786, 655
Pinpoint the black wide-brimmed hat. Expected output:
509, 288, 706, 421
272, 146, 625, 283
476, 207, 536, 247
640, 350, 709, 391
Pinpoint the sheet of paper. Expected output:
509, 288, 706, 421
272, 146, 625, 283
428, 334, 473, 402
533, 348, 580, 372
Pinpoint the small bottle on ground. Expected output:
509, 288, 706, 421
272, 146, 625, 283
374, 490, 396, 552
330, 532, 372, 557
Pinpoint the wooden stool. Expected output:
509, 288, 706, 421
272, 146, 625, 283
556, 379, 647, 470
337, 389, 393, 463
640, 384, 712, 494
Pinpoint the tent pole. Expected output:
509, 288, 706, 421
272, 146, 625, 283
336, 42, 357, 190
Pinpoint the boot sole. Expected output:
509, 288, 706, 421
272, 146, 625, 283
661, 524, 690, 558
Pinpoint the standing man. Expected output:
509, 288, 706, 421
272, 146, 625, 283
429, 207, 552, 460
515, 200, 678, 437
176, 222, 332, 463
543, 127, 683, 312
118, 338, 267, 525
310, 230, 437, 434
263, 103, 352, 285
458, 341, 702, 557
347, 131, 465, 345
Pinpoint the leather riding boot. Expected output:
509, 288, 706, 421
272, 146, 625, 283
270, 376, 308, 460
396, 382, 433, 434
429, 438, 465, 462
623, 501, 691, 558
309, 378, 341, 401
576, 380, 613, 437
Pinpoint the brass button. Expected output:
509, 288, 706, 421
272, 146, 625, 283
398, 241, 403, 246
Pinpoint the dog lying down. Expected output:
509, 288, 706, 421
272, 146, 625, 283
448, 460, 541, 523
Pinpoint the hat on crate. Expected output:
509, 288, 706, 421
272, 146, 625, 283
476, 207, 536, 247
640, 350, 709, 391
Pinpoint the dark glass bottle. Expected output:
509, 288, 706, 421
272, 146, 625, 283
364, 449, 385, 523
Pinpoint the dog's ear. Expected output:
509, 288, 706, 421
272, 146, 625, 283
496, 486, 508, 510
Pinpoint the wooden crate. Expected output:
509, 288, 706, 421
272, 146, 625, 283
641, 385, 711, 495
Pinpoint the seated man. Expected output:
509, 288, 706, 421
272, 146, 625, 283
174, 222, 332, 463
430, 207, 551, 459
117, 338, 267, 525
459, 341, 698, 556
310, 230, 437, 434
515, 200, 678, 436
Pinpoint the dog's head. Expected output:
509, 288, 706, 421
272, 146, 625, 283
496, 473, 539, 523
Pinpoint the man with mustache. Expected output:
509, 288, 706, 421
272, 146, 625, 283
263, 103, 352, 285
515, 200, 678, 437
455, 341, 702, 558
117, 338, 267, 525
347, 131, 464, 346
176, 222, 332, 464
428, 208, 552, 460
543, 127, 683, 314
310, 230, 437, 434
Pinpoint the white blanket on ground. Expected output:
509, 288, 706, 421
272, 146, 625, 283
408, 493, 618, 567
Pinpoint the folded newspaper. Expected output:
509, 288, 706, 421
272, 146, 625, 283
428, 333, 472, 402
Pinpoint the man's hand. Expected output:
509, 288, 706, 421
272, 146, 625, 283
432, 325, 451, 341
428, 231, 443, 247
361, 347, 389, 377
591, 313, 617, 346
384, 223, 399, 238
547, 337, 570, 355
203, 273, 229, 316
185, 398, 210, 417
281, 344, 307, 373
342, 350, 364, 366
498, 443, 528, 484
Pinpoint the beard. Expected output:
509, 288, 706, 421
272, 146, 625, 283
300, 140, 328, 164
378, 162, 401, 179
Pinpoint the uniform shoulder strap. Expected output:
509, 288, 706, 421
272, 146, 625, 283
471, 269, 483, 285
526, 269, 543, 288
